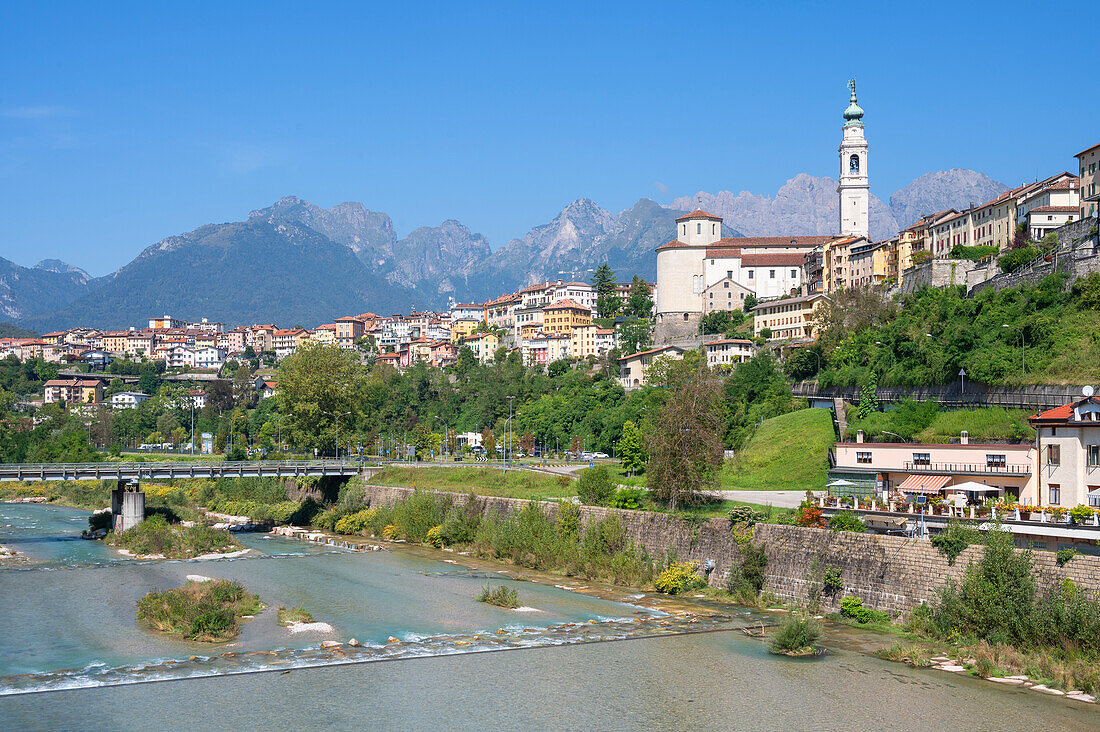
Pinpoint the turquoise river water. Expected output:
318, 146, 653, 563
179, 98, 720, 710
1, 502, 1096, 730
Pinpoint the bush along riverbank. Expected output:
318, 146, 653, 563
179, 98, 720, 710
865, 526, 1100, 698
107, 515, 242, 559
136, 579, 263, 642
327, 490, 664, 587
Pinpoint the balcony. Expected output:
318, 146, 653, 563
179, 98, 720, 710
903, 461, 1031, 477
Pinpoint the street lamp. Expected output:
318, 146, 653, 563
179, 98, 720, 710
1002, 324, 1025, 375
321, 410, 350, 461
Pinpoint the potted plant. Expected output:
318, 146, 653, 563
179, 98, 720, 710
1049, 506, 1067, 522
1018, 504, 1036, 521
1068, 505, 1095, 525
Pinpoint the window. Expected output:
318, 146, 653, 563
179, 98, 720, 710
748, 270, 754, 280
791, 269, 797, 278
723, 282, 729, 289
1048, 444, 1061, 465
1049, 484, 1061, 505
986, 454, 1006, 468
913, 452, 931, 466
712, 224, 717, 234
769, 270, 776, 279
727, 270, 733, 279
697, 223, 702, 234
856, 452, 872, 464
1089, 445, 1100, 466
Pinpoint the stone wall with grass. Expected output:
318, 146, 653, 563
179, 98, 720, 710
357, 484, 1100, 615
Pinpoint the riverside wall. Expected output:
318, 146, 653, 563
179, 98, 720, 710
358, 484, 1100, 616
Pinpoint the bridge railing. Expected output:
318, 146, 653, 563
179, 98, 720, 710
0, 460, 380, 481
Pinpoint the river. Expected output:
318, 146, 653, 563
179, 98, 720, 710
1, 503, 1096, 729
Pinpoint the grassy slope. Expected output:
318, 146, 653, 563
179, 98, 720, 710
846, 406, 1034, 443
371, 466, 575, 500
720, 408, 834, 492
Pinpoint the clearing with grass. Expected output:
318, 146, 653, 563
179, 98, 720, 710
372, 466, 574, 500
720, 408, 833, 492
107, 515, 240, 559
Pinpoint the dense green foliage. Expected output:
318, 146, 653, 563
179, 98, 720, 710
839, 595, 889, 624
845, 399, 1033, 443
917, 528, 1100, 666
137, 579, 262, 642
107, 515, 238, 558
654, 561, 707, 595
576, 466, 615, 505
812, 274, 1100, 386
929, 520, 978, 565
0, 322, 39, 338
477, 583, 520, 609
827, 511, 866, 533
768, 616, 822, 655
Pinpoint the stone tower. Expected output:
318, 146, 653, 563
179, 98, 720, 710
837, 79, 869, 238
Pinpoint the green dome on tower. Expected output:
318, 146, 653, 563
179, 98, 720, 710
843, 79, 864, 126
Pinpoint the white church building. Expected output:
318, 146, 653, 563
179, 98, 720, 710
654, 81, 871, 343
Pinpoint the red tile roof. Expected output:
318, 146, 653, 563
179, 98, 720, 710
1075, 142, 1100, 158
1027, 206, 1078, 214
736, 236, 833, 249
544, 299, 589, 311
740, 252, 807, 266
1030, 396, 1100, 422
704, 247, 742, 258
617, 345, 686, 361
675, 209, 722, 222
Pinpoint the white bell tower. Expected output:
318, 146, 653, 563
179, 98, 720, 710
837, 79, 869, 239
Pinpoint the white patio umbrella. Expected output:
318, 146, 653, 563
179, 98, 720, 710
827, 479, 857, 488
945, 481, 1000, 493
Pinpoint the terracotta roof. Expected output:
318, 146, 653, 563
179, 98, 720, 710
1044, 179, 1078, 190
618, 345, 686, 362
1030, 396, 1100, 422
740, 252, 807, 267
736, 236, 832, 249
703, 339, 753, 346
544, 299, 589, 311
520, 282, 552, 293
675, 209, 722, 222
750, 292, 827, 311
1075, 142, 1100, 158
1027, 206, 1078, 214
704, 247, 743, 258
595, 328, 616, 335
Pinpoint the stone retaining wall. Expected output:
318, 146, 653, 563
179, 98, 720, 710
358, 484, 1100, 615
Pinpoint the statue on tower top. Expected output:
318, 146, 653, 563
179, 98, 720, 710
843, 78, 864, 125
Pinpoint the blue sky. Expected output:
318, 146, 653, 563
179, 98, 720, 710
1, 1, 1096, 275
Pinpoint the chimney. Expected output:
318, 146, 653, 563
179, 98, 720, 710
960, 430, 969, 445
856, 430, 864, 444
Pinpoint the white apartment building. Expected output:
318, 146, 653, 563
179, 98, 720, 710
703, 339, 755, 369
618, 345, 685, 390
752, 293, 828, 342
195, 347, 227, 370
110, 391, 151, 409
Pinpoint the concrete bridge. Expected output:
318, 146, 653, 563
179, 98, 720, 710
0, 460, 380, 483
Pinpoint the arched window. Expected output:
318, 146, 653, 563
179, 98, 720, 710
849, 154, 860, 173
696, 223, 702, 235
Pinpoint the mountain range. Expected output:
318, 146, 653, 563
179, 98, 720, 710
3, 168, 1006, 331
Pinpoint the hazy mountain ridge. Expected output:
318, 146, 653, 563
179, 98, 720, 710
11, 167, 1007, 329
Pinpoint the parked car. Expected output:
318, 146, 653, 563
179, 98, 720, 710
593, 452, 609, 459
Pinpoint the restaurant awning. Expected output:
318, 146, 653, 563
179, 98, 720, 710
896, 474, 951, 495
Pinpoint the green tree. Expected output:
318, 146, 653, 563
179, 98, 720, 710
624, 276, 654, 319
233, 363, 253, 405
645, 375, 726, 510
617, 317, 652, 356
481, 427, 496, 456
592, 263, 620, 318
276, 342, 366, 453
856, 372, 878, 419
617, 420, 644, 475
743, 293, 758, 312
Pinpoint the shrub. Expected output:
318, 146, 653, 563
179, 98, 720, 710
88, 510, 113, 531
333, 509, 375, 536
727, 505, 764, 526
277, 606, 314, 626
795, 501, 825, 528
736, 541, 768, 596
477, 583, 519, 609
576, 467, 615, 506
107, 515, 236, 559
136, 579, 262, 642
839, 595, 889, 624
827, 511, 865, 533
425, 525, 445, 547
930, 520, 977, 565
768, 616, 821, 654
610, 487, 646, 510
654, 561, 706, 595
1055, 548, 1078, 567
1068, 505, 1095, 523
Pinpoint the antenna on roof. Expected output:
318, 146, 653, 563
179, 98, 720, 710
1084, 385, 1094, 398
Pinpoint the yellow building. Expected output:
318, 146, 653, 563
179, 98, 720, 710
449, 318, 482, 344
463, 331, 499, 363
821, 236, 867, 293
752, 293, 828, 342
542, 299, 592, 334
